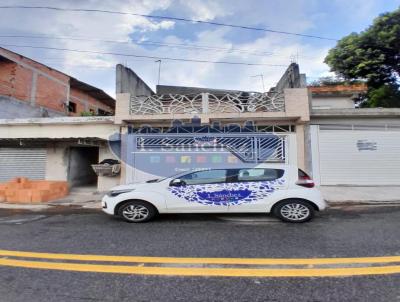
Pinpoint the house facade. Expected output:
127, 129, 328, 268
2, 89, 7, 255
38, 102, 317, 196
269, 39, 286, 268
0, 62, 399, 193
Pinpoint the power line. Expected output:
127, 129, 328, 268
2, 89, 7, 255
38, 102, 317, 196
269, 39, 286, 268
0, 43, 288, 67
0, 34, 273, 57
0, 34, 318, 61
0, 5, 338, 41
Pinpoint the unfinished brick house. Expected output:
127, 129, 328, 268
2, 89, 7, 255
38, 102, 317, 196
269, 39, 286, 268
0, 47, 115, 118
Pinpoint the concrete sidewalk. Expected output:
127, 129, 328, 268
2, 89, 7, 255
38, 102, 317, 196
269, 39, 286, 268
320, 186, 400, 204
1, 186, 400, 211
0, 186, 103, 210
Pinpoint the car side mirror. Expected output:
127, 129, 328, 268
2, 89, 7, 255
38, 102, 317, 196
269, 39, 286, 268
170, 179, 186, 187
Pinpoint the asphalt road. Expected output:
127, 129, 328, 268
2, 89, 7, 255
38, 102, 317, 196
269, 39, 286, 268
0, 205, 399, 301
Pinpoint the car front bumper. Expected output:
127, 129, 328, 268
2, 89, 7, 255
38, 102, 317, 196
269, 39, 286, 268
101, 195, 115, 215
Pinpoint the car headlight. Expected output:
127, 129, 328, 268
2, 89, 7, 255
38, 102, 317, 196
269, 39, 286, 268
107, 189, 134, 197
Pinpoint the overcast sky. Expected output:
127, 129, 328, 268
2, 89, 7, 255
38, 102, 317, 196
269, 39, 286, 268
0, 0, 399, 97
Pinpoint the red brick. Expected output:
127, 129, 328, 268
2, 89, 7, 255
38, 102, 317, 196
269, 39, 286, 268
0, 47, 114, 115
0, 179, 69, 204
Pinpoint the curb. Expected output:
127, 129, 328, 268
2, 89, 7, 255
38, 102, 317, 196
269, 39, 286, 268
327, 200, 400, 207
2, 201, 400, 211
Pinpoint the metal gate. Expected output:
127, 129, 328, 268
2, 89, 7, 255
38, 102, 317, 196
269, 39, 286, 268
123, 132, 288, 182
0, 148, 47, 182
134, 133, 286, 162
311, 125, 400, 185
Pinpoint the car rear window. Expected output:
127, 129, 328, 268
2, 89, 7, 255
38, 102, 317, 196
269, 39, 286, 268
237, 168, 284, 182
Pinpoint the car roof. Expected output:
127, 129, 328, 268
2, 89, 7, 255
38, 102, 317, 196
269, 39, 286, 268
171, 164, 291, 175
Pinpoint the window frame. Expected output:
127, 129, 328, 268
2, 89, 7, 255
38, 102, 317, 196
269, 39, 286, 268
68, 101, 77, 113
173, 168, 285, 186
226, 168, 285, 183
176, 169, 228, 186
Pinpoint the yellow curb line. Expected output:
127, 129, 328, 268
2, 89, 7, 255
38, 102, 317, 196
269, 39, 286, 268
1, 258, 400, 277
1, 249, 400, 265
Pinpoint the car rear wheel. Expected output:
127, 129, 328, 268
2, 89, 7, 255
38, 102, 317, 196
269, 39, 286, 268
273, 199, 315, 223
118, 201, 157, 223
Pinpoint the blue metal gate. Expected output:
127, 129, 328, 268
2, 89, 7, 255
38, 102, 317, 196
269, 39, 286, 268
121, 131, 287, 182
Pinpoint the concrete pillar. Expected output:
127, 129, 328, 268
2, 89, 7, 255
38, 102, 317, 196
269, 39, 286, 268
97, 145, 120, 192
296, 124, 306, 171
30, 71, 38, 106
201, 93, 209, 114
119, 126, 129, 185
45, 145, 69, 181
115, 93, 131, 124
284, 88, 310, 122
65, 83, 71, 114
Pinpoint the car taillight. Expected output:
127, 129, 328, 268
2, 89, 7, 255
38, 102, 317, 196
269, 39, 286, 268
296, 169, 315, 188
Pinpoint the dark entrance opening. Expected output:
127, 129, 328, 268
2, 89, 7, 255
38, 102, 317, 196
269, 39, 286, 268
67, 147, 99, 187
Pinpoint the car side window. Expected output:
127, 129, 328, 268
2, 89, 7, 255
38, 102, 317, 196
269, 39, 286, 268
237, 168, 284, 182
179, 169, 227, 185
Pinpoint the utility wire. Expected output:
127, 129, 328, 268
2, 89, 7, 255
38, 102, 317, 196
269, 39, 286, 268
0, 34, 317, 60
0, 5, 338, 41
0, 43, 287, 67
0, 34, 273, 57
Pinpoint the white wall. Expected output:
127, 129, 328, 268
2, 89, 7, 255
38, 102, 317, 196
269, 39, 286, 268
312, 97, 355, 109
97, 145, 121, 192
45, 146, 69, 181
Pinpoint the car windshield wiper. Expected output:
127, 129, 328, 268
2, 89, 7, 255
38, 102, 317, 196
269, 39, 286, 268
146, 179, 160, 183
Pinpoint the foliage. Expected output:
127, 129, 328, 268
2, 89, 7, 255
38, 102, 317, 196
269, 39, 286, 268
360, 84, 400, 108
80, 111, 95, 116
325, 8, 400, 87
324, 8, 400, 107
309, 76, 364, 87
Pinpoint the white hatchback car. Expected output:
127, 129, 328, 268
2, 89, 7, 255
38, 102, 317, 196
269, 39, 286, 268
102, 164, 326, 223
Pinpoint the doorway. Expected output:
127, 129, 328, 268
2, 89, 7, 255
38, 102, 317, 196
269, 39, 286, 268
67, 147, 99, 188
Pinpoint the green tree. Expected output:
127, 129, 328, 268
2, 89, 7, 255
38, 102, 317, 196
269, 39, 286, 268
362, 84, 400, 108
324, 8, 400, 107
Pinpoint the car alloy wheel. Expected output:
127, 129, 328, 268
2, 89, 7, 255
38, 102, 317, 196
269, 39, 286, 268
122, 204, 149, 222
280, 203, 310, 221
118, 201, 157, 223
273, 199, 315, 223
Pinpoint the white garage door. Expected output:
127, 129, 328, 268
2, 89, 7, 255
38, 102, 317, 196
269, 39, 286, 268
0, 148, 47, 182
317, 129, 400, 185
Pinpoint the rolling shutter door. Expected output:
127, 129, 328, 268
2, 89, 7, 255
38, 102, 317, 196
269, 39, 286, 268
0, 148, 47, 182
318, 130, 400, 185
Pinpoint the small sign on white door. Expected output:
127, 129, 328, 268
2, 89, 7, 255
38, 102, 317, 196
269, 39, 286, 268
357, 140, 377, 151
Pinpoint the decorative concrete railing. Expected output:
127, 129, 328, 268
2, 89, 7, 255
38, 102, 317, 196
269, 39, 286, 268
130, 92, 285, 115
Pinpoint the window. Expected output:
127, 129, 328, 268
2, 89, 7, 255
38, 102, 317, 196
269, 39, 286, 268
98, 109, 111, 116
68, 102, 77, 113
179, 169, 227, 185
237, 168, 284, 182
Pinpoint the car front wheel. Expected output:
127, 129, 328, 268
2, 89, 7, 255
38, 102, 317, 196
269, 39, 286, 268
273, 199, 315, 223
117, 201, 157, 223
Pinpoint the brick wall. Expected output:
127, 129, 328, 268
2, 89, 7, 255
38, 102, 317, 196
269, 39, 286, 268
69, 88, 113, 116
0, 47, 114, 117
308, 84, 367, 94
35, 74, 68, 112
0, 60, 33, 102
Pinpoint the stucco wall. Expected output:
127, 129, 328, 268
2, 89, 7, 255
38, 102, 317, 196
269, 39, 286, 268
97, 145, 121, 192
116, 64, 154, 96
45, 143, 120, 191
0, 96, 65, 118
312, 97, 355, 109
45, 146, 69, 181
